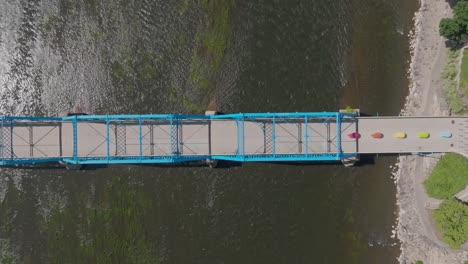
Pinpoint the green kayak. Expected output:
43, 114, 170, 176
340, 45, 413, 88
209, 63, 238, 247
418, 132, 430, 138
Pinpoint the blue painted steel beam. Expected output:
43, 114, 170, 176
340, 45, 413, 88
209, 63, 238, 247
1, 117, 4, 162
106, 116, 110, 162
62, 114, 209, 121
72, 116, 78, 162
9, 121, 13, 159
235, 115, 245, 161
272, 116, 276, 157
0, 157, 62, 165
139, 116, 143, 161
1, 116, 63, 121
304, 116, 308, 157
67, 155, 210, 165
335, 112, 343, 159
211, 153, 357, 162
211, 112, 343, 119
1, 112, 357, 122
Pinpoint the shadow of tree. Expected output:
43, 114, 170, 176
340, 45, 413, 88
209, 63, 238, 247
447, 0, 461, 9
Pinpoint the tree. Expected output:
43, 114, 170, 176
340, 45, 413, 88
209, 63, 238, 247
440, 18, 463, 41
439, 0, 468, 41
455, 1, 468, 26
434, 199, 468, 248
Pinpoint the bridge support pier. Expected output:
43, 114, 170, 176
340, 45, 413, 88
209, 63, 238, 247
59, 161, 82, 170
205, 159, 218, 168
341, 156, 359, 167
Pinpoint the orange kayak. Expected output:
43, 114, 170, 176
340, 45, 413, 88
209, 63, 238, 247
371, 132, 383, 138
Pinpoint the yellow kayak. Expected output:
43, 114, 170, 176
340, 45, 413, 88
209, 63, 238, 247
393, 132, 406, 139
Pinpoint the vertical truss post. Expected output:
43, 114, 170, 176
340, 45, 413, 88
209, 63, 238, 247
149, 124, 154, 156
272, 116, 276, 157
335, 113, 342, 159
9, 121, 13, 159
139, 115, 143, 161
235, 115, 245, 161
169, 115, 179, 161
28, 126, 33, 157
170, 117, 173, 161
0, 117, 4, 161
304, 115, 308, 157
106, 116, 110, 162
72, 116, 78, 162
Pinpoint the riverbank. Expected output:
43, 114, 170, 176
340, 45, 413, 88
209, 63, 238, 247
396, 0, 468, 263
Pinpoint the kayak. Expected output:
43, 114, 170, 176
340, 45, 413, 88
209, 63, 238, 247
371, 132, 383, 139
348, 132, 360, 139
393, 132, 406, 139
439, 131, 452, 138
418, 132, 430, 138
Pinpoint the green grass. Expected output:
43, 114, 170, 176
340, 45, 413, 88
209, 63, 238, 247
442, 49, 466, 113
460, 49, 468, 96
414, 261, 423, 264
424, 153, 468, 199
433, 199, 468, 248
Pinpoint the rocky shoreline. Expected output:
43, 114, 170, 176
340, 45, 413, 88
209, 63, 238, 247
396, 0, 468, 263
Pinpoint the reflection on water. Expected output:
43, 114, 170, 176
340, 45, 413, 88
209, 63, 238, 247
0, 0, 417, 263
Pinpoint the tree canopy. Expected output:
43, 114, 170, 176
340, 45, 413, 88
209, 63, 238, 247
434, 199, 468, 248
440, 18, 463, 41
440, 1, 468, 41
455, 1, 468, 25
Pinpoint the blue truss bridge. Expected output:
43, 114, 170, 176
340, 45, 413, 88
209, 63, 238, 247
0, 112, 467, 167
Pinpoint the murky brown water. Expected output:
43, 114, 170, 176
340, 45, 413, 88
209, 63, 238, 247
0, 0, 418, 263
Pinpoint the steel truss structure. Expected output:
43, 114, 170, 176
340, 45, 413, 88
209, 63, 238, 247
0, 112, 358, 166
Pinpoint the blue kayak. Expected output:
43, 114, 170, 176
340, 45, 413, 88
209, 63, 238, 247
439, 131, 452, 138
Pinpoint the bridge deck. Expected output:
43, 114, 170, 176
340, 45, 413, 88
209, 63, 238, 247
357, 117, 465, 154
1, 117, 357, 160
1, 113, 467, 166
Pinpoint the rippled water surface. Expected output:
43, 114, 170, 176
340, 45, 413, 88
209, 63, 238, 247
0, 0, 418, 263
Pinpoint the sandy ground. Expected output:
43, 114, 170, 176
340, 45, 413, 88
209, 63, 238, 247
397, 0, 468, 263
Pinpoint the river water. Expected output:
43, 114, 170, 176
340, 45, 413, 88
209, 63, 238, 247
0, 0, 418, 263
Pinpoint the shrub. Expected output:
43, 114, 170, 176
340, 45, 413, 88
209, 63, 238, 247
434, 199, 468, 248
441, 49, 466, 113
460, 49, 468, 96
344, 105, 355, 113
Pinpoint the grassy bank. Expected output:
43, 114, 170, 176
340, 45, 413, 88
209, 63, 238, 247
424, 153, 468, 248
442, 49, 466, 113
424, 153, 468, 199
460, 49, 468, 98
